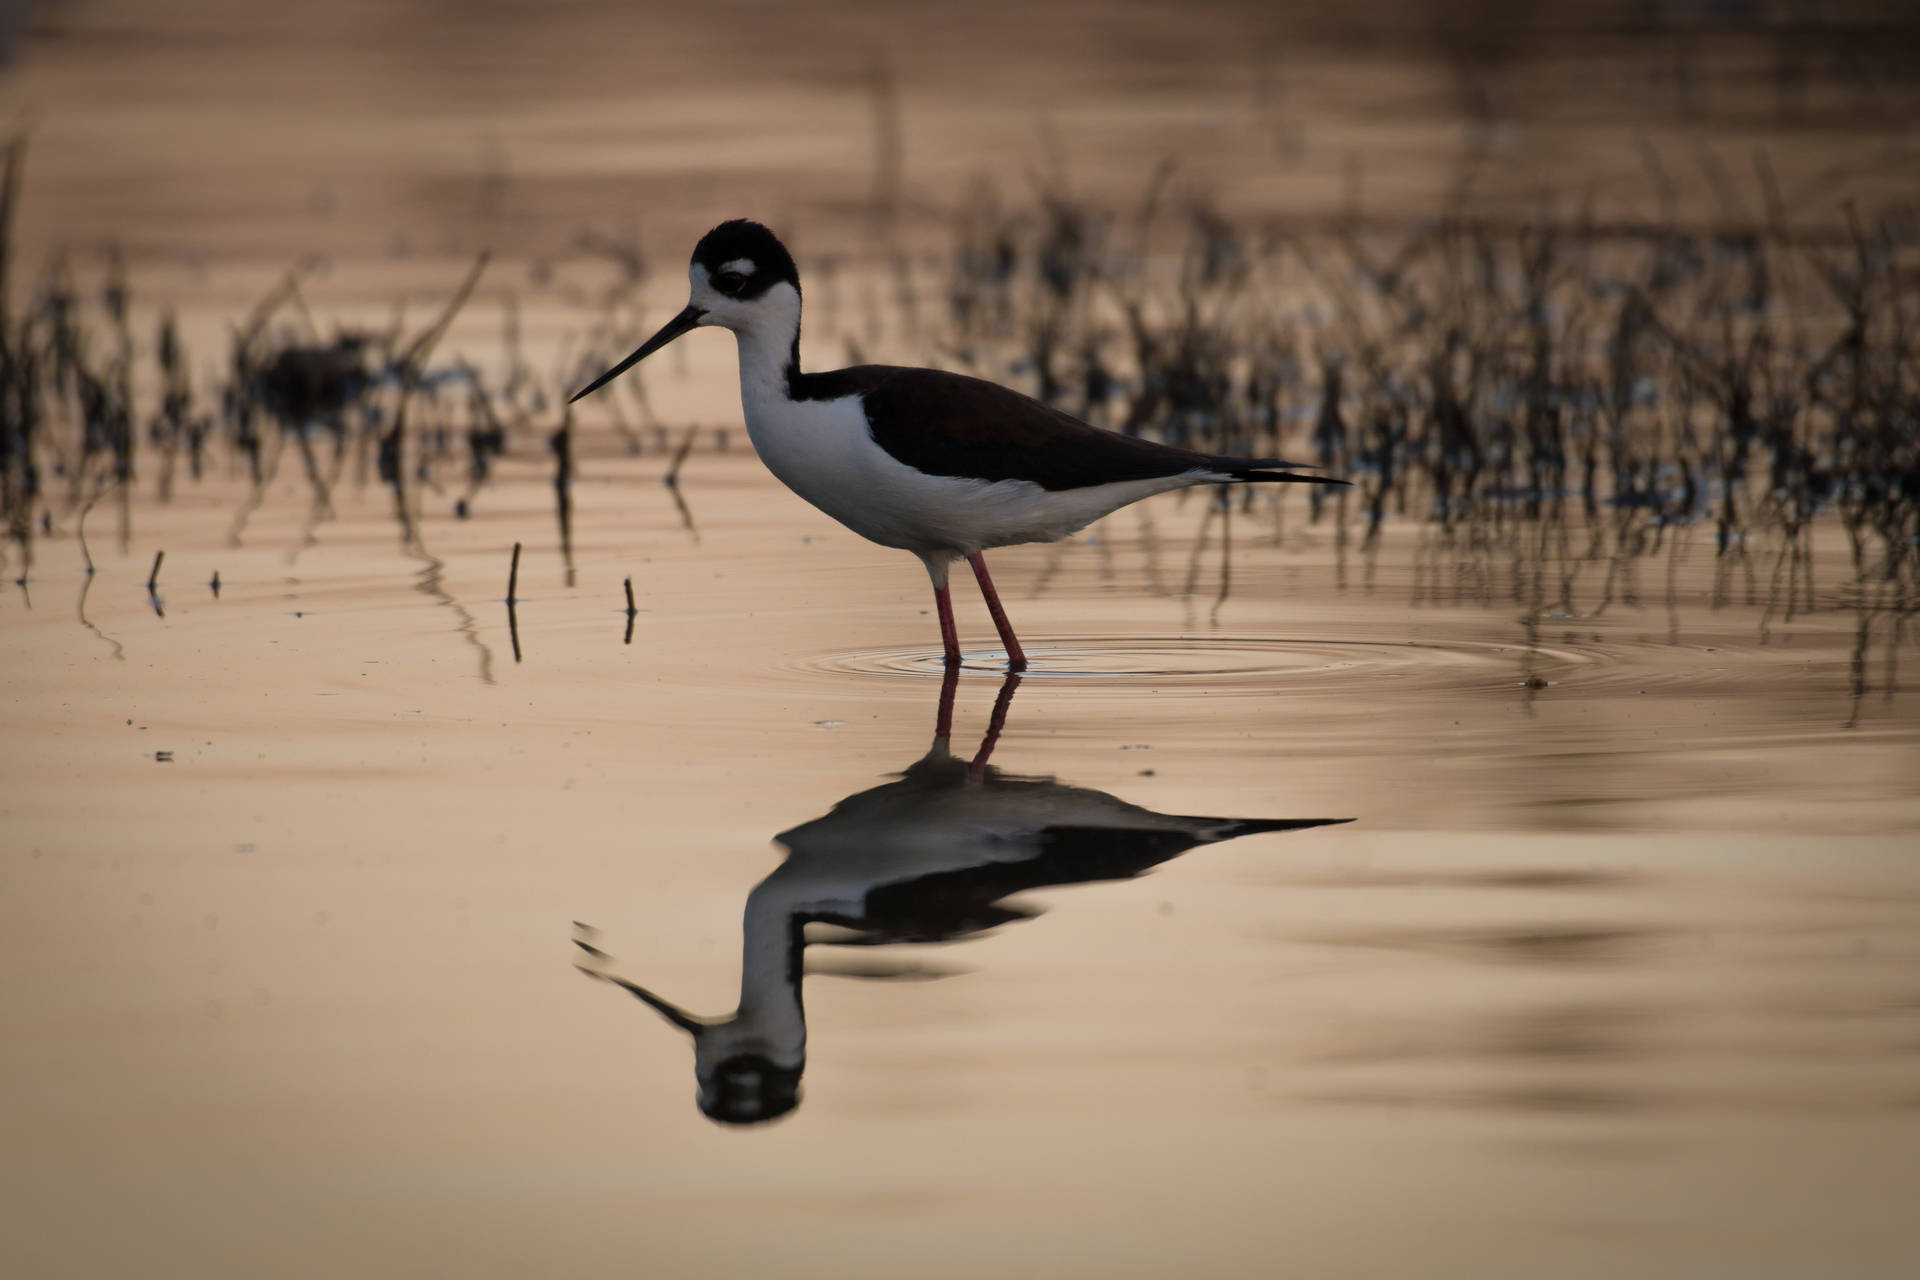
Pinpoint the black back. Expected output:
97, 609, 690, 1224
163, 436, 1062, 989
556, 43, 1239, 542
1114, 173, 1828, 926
795, 363, 1323, 492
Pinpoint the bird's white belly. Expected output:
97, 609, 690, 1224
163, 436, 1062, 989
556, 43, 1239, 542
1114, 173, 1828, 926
741, 391, 1194, 555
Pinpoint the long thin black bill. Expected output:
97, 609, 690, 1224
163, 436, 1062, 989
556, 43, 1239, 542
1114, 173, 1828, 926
568, 303, 705, 403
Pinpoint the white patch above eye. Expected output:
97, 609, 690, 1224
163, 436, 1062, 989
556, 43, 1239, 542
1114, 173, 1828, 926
719, 258, 757, 276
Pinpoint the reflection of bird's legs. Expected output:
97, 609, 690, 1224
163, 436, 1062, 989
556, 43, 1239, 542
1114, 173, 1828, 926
969, 672, 1023, 781
933, 661, 961, 748
967, 552, 1027, 672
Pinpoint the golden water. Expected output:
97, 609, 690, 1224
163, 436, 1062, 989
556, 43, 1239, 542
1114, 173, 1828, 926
4, 4, 1920, 1276
4, 450, 1916, 1277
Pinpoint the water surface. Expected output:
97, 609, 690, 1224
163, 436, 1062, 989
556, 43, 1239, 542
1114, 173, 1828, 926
4, 454, 1916, 1278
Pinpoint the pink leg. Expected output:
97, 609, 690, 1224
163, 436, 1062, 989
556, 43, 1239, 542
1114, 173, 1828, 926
966, 552, 1027, 673
932, 580, 963, 668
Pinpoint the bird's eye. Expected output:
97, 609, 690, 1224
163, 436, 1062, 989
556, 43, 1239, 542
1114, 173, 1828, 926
715, 270, 746, 293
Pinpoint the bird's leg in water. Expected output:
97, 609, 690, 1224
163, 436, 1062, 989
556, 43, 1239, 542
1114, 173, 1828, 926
932, 580, 962, 667
967, 552, 1027, 672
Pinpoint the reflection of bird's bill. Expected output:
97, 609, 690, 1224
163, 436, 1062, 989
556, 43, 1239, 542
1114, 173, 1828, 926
568, 303, 704, 403
574, 951, 708, 1034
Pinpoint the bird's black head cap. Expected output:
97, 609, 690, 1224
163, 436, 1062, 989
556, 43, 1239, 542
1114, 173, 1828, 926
692, 220, 799, 301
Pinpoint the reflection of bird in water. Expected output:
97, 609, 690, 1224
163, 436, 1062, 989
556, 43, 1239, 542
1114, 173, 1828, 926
568, 219, 1348, 670
576, 670, 1350, 1125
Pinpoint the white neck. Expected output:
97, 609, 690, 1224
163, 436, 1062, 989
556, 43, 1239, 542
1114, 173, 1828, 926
691, 869, 809, 1075
737, 877, 806, 1035
728, 281, 802, 407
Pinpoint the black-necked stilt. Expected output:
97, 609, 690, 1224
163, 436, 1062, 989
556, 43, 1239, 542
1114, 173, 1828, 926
571, 220, 1349, 672
576, 669, 1350, 1124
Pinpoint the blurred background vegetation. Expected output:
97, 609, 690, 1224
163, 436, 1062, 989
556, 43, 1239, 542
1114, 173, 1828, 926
0, 0, 1916, 259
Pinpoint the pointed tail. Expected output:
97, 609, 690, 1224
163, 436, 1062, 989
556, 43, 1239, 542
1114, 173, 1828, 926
1218, 464, 1351, 486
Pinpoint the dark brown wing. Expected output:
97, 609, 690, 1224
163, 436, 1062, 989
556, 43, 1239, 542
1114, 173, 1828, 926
794, 365, 1326, 492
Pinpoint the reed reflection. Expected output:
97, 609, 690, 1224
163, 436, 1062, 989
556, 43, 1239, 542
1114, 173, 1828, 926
577, 668, 1350, 1126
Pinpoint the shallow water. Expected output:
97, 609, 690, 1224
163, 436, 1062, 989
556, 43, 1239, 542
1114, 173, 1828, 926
4, 452, 1918, 1278
5, 4, 1920, 1275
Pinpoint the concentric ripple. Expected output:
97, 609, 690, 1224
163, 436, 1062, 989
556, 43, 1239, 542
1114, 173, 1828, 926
788, 634, 1596, 693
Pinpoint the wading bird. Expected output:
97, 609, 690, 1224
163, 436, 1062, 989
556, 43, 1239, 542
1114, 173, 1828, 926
571, 220, 1348, 671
